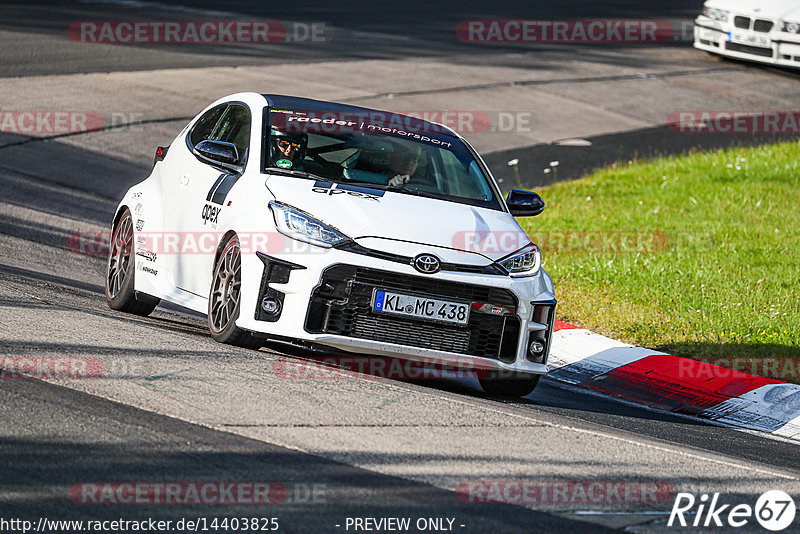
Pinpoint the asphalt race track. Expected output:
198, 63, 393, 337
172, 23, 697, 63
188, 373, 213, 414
1, 1, 799, 533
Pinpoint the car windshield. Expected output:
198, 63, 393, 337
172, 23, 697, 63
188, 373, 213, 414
264, 108, 501, 210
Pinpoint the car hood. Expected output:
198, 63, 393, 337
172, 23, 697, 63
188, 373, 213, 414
785, 6, 800, 20
265, 175, 532, 262
705, 0, 800, 19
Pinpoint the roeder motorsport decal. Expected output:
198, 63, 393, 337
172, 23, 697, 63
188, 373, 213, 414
282, 112, 454, 147
311, 181, 385, 202
201, 173, 239, 227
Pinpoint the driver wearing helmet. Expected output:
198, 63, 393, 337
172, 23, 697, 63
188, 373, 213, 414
270, 129, 307, 170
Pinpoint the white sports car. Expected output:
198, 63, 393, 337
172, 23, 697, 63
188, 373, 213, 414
106, 93, 556, 396
694, 0, 800, 68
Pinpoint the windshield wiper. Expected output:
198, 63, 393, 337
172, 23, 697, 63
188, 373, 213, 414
385, 186, 447, 201
266, 169, 385, 188
340, 180, 390, 189
265, 167, 324, 181
265, 171, 444, 201
336, 181, 435, 197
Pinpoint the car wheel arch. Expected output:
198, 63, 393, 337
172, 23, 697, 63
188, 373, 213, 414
112, 205, 129, 229
214, 230, 239, 270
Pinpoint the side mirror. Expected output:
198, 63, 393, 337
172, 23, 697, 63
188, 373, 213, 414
193, 140, 241, 171
506, 189, 545, 217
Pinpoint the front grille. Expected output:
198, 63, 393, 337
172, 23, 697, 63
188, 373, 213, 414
753, 19, 774, 33
734, 16, 751, 29
353, 316, 470, 353
306, 265, 521, 362
725, 41, 773, 57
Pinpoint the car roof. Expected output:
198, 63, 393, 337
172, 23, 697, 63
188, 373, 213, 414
262, 94, 460, 138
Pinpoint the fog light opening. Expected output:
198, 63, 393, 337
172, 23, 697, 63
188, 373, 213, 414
529, 339, 546, 356
261, 296, 281, 315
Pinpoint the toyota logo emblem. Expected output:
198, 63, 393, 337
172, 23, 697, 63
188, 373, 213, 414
413, 254, 441, 274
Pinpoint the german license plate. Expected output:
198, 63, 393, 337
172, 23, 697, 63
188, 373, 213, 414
729, 32, 770, 48
372, 289, 469, 326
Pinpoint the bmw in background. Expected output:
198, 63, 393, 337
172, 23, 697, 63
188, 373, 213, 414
105, 93, 556, 397
694, 0, 800, 68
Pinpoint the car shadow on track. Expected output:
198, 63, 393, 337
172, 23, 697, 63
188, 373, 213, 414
262, 340, 718, 427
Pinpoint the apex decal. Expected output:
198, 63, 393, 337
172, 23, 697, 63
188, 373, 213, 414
201, 203, 222, 226
311, 181, 385, 202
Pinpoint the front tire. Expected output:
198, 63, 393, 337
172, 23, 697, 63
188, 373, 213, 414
479, 372, 541, 397
105, 208, 159, 315
208, 234, 263, 349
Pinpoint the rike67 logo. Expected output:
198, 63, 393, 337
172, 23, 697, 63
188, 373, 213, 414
668, 491, 796, 531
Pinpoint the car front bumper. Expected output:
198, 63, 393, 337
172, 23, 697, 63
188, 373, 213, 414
694, 17, 800, 68
236, 247, 556, 376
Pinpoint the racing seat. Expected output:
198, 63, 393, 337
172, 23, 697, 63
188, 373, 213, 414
342, 149, 391, 185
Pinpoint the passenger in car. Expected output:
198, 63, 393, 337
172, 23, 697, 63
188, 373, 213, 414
385, 144, 422, 186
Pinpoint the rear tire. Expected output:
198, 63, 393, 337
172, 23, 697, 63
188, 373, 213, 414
105, 208, 159, 315
479, 372, 541, 397
208, 234, 263, 349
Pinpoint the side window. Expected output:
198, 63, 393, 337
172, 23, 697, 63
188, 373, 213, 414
207, 104, 251, 166
438, 149, 492, 200
189, 104, 226, 148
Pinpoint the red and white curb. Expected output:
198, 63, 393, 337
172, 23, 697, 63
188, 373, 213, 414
547, 321, 800, 442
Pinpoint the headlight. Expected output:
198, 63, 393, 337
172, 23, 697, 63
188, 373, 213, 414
269, 201, 349, 248
783, 21, 800, 33
703, 7, 730, 22
499, 245, 542, 277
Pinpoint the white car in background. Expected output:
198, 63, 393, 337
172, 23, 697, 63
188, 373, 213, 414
694, 0, 800, 68
105, 93, 556, 397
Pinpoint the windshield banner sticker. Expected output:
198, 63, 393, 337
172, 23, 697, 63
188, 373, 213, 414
311, 181, 385, 201
273, 111, 455, 148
